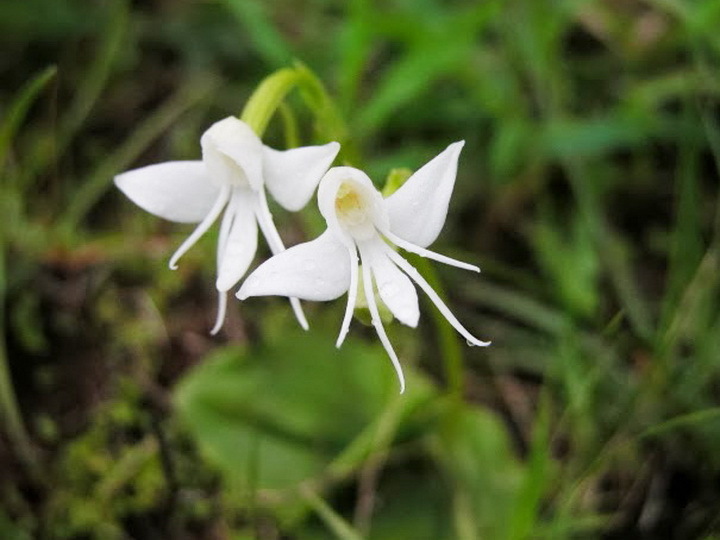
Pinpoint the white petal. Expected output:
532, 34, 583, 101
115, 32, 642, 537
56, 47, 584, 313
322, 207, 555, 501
201, 117, 264, 191
168, 185, 230, 270
385, 141, 465, 248
361, 240, 419, 328
253, 187, 287, 256
263, 142, 340, 211
360, 259, 406, 394
210, 291, 228, 335
381, 229, 480, 273
237, 230, 350, 301
252, 188, 309, 330
216, 190, 258, 292
114, 161, 220, 223
385, 246, 491, 347
335, 246, 359, 347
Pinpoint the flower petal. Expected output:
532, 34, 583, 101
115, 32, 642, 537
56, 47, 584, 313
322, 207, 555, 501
385, 246, 491, 347
216, 190, 258, 292
360, 259, 406, 394
335, 245, 359, 347
237, 230, 350, 302
380, 229, 480, 272
263, 142, 340, 211
362, 240, 419, 328
201, 117, 264, 191
114, 161, 219, 223
210, 291, 228, 335
251, 188, 309, 329
385, 141, 464, 248
168, 185, 230, 269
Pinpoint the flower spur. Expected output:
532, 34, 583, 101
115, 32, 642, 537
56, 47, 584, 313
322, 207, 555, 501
237, 141, 490, 393
115, 116, 340, 333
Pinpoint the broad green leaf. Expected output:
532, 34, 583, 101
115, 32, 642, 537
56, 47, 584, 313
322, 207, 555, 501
432, 403, 525, 539
175, 330, 436, 493
358, 467, 455, 540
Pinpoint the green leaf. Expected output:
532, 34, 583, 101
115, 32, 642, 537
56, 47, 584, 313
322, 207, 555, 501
222, 0, 293, 67
542, 113, 655, 159
508, 394, 553, 540
360, 467, 455, 540
532, 209, 599, 319
0, 65, 57, 169
174, 330, 435, 493
432, 403, 525, 539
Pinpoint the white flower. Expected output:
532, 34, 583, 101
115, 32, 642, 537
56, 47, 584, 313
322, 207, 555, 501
237, 141, 490, 392
115, 116, 340, 334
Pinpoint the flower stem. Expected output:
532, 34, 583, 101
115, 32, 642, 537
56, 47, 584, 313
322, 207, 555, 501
240, 64, 358, 162
240, 67, 302, 137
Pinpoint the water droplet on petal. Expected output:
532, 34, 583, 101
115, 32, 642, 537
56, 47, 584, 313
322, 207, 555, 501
466, 339, 476, 347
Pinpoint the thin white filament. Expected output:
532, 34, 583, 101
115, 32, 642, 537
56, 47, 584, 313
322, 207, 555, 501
169, 184, 231, 270
385, 246, 491, 347
380, 228, 480, 273
216, 189, 237, 268
253, 188, 309, 331
254, 188, 286, 255
360, 247, 406, 394
210, 291, 227, 335
211, 191, 241, 335
335, 246, 359, 348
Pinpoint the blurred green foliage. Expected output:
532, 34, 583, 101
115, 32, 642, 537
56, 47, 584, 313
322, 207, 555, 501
2, 0, 720, 538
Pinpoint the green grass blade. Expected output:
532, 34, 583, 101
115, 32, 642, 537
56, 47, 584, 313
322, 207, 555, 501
222, 0, 292, 67
508, 393, 552, 540
0, 65, 57, 169
60, 77, 217, 230
300, 488, 365, 540
61, 0, 128, 141
658, 105, 703, 340
21, 0, 129, 185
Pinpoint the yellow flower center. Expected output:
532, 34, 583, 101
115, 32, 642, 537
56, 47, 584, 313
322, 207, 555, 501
335, 181, 368, 227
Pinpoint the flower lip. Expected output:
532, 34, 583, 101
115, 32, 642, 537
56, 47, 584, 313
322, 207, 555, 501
200, 117, 264, 191
318, 166, 388, 243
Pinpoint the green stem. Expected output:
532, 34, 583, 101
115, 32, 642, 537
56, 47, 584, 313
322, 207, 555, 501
299, 486, 365, 540
0, 244, 34, 460
240, 63, 356, 162
294, 62, 359, 164
240, 67, 303, 137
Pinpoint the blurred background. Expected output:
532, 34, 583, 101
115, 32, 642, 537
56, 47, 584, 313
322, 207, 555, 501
2, 0, 720, 538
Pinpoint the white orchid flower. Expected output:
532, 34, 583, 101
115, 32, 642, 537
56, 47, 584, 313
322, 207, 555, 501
115, 116, 340, 334
237, 141, 490, 393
